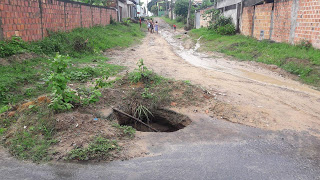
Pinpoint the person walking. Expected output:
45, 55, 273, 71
139, 17, 142, 28
154, 21, 159, 34
150, 20, 154, 34
147, 20, 150, 32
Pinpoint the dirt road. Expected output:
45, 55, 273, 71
108, 18, 320, 137
1, 18, 320, 180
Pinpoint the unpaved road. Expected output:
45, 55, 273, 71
1, 19, 320, 179
108, 18, 320, 137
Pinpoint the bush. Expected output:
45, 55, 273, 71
215, 24, 236, 35
208, 16, 236, 35
176, 16, 186, 24
0, 36, 28, 58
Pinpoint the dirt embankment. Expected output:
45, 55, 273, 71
106, 18, 320, 138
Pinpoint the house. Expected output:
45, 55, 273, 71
195, 0, 242, 30
118, 0, 137, 21
195, 0, 320, 49
157, 1, 167, 17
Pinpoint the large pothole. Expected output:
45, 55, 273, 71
114, 109, 191, 132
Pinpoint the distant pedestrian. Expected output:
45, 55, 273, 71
150, 20, 154, 34
173, 24, 176, 31
139, 17, 142, 28
147, 21, 151, 32
155, 21, 159, 34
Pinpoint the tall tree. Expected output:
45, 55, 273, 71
170, 0, 173, 20
174, 0, 189, 18
186, 0, 192, 29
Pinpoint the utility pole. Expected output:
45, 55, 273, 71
186, 0, 192, 29
146, 0, 148, 16
166, 0, 168, 16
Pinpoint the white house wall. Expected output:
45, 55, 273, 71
216, 0, 242, 8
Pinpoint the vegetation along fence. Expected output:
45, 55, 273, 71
0, 0, 118, 41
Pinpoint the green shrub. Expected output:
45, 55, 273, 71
6, 105, 57, 162
112, 123, 136, 138
66, 136, 119, 161
0, 36, 28, 57
215, 24, 236, 35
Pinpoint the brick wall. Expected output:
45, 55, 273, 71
240, 0, 320, 49
241, 6, 254, 36
271, 0, 292, 43
0, 0, 117, 41
252, 3, 273, 40
0, 0, 41, 41
199, 6, 215, 28
294, 0, 320, 49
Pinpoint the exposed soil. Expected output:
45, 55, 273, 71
52, 110, 146, 161
106, 17, 320, 138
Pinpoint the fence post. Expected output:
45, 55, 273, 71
38, 0, 44, 39
80, 5, 83, 28
64, 2, 67, 31
269, 2, 275, 40
91, 6, 94, 27
289, 0, 299, 44
0, 14, 4, 40
251, 5, 256, 37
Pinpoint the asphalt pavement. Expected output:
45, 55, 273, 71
1, 113, 320, 180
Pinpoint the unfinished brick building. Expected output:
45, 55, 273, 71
241, 0, 320, 49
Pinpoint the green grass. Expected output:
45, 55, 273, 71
0, 55, 123, 108
161, 17, 185, 29
190, 28, 320, 87
1, 23, 145, 58
0, 23, 144, 109
65, 136, 120, 161
3, 105, 57, 162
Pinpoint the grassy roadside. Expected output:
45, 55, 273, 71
190, 28, 320, 87
0, 22, 146, 162
0, 23, 144, 110
161, 17, 185, 29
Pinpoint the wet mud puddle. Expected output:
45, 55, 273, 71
160, 28, 320, 96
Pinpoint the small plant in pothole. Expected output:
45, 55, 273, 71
112, 123, 136, 138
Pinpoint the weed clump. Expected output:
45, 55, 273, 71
3, 104, 57, 162
65, 136, 119, 161
48, 54, 102, 111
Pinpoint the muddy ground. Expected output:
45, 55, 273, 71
106, 18, 320, 138
2, 18, 320, 164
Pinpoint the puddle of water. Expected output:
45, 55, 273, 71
240, 69, 320, 96
159, 27, 320, 97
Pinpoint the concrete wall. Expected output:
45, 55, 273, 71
118, 1, 129, 20
216, 0, 242, 9
222, 9, 238, 26
0, 0, 117, 41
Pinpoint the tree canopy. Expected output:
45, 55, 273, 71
174, 0, 190, 18
151, 5, 159, 16
147, 0, 158, 12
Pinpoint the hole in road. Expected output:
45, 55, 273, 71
115, 109, 191, 132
